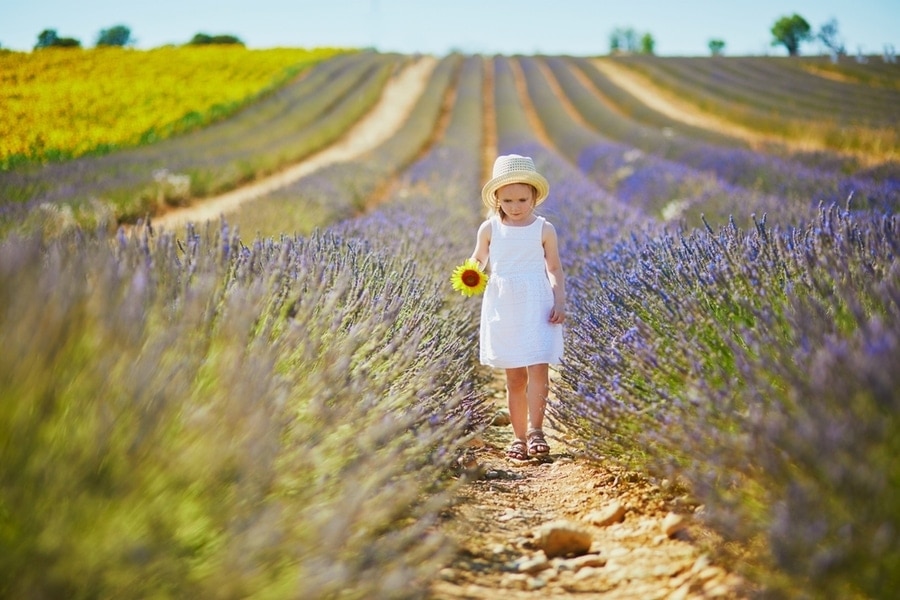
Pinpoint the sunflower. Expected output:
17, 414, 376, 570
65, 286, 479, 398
451, 259, 489, 297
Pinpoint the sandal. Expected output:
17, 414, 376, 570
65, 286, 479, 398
527, 429, 550, 456
506, 439, 529, 461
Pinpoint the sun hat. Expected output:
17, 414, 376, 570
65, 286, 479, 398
481, 154, 550, 209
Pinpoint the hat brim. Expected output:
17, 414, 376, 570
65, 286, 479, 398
481, 170, 550, 209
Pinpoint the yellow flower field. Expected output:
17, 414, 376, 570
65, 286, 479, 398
0, 46, 348, 166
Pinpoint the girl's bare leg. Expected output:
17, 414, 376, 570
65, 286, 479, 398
526, 363, 549, 430
505, 367, 529, 441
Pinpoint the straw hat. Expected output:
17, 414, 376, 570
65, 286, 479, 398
481, 154, 550, 209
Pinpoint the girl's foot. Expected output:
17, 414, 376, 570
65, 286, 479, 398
506, 439, 529, 461
527, 429, 550, 456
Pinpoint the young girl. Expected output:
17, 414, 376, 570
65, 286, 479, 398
469, 154, 565, 460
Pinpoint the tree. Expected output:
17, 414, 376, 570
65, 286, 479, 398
188, 33, 244, 46
771, 14, 812, 56
708, 39, 726, 56
640, 33, 655, 55
817, 18, 845, 57
608, 27, 640, 54
35, 29, 58, 49
34, 29, 81, 49
97, 25, 133, 47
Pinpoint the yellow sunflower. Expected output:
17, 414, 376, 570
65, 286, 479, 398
451, 259, 489, 297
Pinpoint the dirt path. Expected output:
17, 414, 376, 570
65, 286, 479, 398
428, 60, 746, 600
433, 389, 745, 599
151, 56, 438, 232
589, 59, 770, 147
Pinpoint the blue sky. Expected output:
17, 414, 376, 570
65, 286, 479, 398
1, 0, 897, 56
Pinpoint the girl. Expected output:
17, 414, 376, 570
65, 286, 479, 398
469, 154, 565, 461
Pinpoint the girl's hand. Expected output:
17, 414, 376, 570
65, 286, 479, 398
549, 306, 566, 324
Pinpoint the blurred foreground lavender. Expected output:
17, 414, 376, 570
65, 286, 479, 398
0, 221, 485, 598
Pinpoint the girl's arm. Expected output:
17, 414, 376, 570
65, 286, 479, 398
542, 221, 566, 324
470, 220, 491, 269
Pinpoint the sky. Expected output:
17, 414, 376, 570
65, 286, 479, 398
1, 0, 898, 57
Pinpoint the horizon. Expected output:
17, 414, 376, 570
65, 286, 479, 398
1, 0, 898, 58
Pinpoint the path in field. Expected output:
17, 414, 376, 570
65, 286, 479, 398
589, 59, 771, 147
151, 56, 438, 231
429, 59, 746, 600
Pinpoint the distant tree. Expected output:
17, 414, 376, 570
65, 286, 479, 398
55, 37, 81, 48
885, 44, 897, 64
609, 30, 621, 53
96, 24, 133, 47
188, 33, 244, 46
817, 18, 845, 57
640, 33, 655, 55
771, 14, 812, 56
35, 29, 59, 49
34, 29, 81, 49
609, 27, 640, 54
708, 39, 726, 56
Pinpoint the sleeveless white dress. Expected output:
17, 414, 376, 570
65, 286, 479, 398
479, 215, 564, 368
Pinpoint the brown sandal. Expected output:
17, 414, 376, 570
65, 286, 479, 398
527, 429, 550, 456
506, 439, 529, 461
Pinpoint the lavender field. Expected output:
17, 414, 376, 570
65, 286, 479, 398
1, 52, 898, 598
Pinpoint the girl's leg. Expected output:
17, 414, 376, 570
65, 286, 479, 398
526, 363, 549, 430
505, 367, 529, 442
525, 363, 551, 455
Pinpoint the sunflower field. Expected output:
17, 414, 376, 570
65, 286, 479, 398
0, 46, 348, 168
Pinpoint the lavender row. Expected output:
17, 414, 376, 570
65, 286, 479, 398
333, 54, 489, 283
565, 56, 892, 176
230, 54, 462, 237
616, 55, 899, 129
644, 56, 899, 125
603, 55, 899, 162
563, 57, 747, 150
555, 57, 899, 216
515, 55, 798, 227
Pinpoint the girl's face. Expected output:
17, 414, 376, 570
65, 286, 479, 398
496, 183, 536, 224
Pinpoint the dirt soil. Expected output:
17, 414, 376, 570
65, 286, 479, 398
430, 378, 746, 600
151, 57, 751, 598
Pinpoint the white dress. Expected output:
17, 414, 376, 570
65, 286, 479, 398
479, 215, 564, 368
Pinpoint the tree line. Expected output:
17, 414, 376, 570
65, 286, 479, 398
6, 14, 889, 58
29, 25, 243, 50
611, 14, 877, 58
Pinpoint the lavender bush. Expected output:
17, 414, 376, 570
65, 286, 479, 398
553, 206, 900, 598
0, 219, 486, 598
